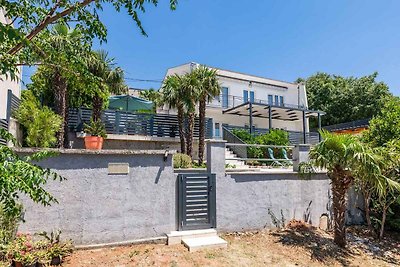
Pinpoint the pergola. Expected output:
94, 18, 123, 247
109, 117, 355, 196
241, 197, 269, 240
222, 102, 326, 143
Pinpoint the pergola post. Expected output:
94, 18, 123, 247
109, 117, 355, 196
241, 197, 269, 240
249, 102, 253, 135
302, 110, 307, 144
268, 106, 272, 133
318, 112, 322, 142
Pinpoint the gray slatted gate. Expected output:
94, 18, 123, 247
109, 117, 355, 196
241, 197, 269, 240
178, 173, 216, 231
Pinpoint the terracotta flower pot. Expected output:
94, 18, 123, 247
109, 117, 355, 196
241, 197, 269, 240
84, 136, 104, 150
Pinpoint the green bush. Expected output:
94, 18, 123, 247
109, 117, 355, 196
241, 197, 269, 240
231, 129, 289, 159
14, 90, 62, 148
173, 153, 192, 168
0, 205, 21, 247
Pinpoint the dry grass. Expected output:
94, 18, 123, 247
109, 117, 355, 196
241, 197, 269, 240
63, 226, 400, 267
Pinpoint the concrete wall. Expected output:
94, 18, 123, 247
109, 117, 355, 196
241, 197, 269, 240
217, 172, 330, 230
19, 150, 176, 245
18, 142, 362, 246
68, 133, 202, 160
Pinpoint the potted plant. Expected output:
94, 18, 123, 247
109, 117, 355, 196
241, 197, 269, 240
6, 233, 35, 267
37, 231, 73, 266
83, 119, 107, 150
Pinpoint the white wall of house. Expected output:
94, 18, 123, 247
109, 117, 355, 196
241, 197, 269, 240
162, 62, 309, 138
0, 8, 22, 120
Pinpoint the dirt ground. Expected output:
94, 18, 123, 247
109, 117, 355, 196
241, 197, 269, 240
63, 226, 400, 267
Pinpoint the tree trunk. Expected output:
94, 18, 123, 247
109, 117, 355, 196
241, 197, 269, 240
177, 105, 186, 154
198, 97, 206, 163
53, 69, 68, 148
186, 111, 195, 159
379, 206, 387, 240
330, 168, 352, 248
92, 95, 103, 122
363, 190, 373, 231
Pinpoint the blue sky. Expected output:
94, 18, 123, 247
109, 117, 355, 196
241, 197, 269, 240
24, 0, 400, 95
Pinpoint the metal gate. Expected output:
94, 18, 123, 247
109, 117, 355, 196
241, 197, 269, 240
178, 173, 216, 231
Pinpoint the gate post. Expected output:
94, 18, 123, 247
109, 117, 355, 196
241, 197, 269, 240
206, 139, 226, 174
292, 144, 311, 172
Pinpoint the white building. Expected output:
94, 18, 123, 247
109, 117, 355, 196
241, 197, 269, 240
162, 62, 323, 143
0, 8, 22, 120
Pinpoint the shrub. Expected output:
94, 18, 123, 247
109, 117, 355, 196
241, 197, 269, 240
14, 90, 62, 148
0, 204, 22, 246
173, 153, 192, 168
231, 129, 290, 159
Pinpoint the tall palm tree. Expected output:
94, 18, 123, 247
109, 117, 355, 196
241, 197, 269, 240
193, 66, 221, 163
161, 75, 187, 154
86, 50, 126, 122
309, 131, 382, 247
46, 24, 83, 148
181, 72, 199, 159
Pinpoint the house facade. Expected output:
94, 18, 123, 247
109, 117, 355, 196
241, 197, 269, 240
0, 8, 22, 120
161, 62, 321, 142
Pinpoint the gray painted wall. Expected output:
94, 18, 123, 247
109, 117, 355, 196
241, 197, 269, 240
216, 172, 331, 231
20, 152, 176, 245
18, 142, 362, 245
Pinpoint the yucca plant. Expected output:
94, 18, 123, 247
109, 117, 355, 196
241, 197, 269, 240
84, 120, 107, 139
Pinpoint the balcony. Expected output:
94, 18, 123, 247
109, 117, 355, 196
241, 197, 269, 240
207, 94, 306, 110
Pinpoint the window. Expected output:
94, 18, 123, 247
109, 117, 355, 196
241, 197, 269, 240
268, 94, 273, 105
243, 90, 248, 103
215, 123, 220, 137
250, 91, 255, 103
279, 96, 284, 106
274, 95, 279, 105
222, 87, 229, 108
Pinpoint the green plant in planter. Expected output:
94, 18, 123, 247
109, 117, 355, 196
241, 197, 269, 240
6, 233, 34, 265
37, 230, 73, 265
84, 119, 107, 138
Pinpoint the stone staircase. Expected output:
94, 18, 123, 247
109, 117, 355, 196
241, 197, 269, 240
167, 229, 227, 252
225, 147, 249, 169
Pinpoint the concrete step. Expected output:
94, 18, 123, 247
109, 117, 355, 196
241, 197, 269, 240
167, 229, 217, 245
182, 235, 228, 252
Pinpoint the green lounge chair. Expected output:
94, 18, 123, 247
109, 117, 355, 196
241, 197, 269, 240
267, 148, 283, 167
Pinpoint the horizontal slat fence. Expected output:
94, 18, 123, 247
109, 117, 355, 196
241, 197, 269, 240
68, 108, 213, 139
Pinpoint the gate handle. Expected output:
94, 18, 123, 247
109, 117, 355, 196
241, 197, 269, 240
209, 185, 213, 192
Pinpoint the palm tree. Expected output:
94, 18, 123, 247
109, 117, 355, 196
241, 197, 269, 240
192, 66, 221, 163
161, 75, 187, 154
308, 131, 382, 247
181, 72, 199, 159
86, 50, 126, 122
46, 24, 83, 148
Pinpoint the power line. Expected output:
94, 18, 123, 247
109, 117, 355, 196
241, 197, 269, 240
125, 77, 163, 83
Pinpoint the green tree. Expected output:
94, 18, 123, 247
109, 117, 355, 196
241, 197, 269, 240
308, 131, 383, 247
181, 71, 199, 159
14, 90, 62, 148
161, 75, 187, 154
139, 88, 163, 113
0, 0, 178, 78
297, 72, 392, 127
363, 97, 400, 147
29, 23, 90, 148
0, 129, 63, 218
192, 66, 221, 164
86, 50, 127, 122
